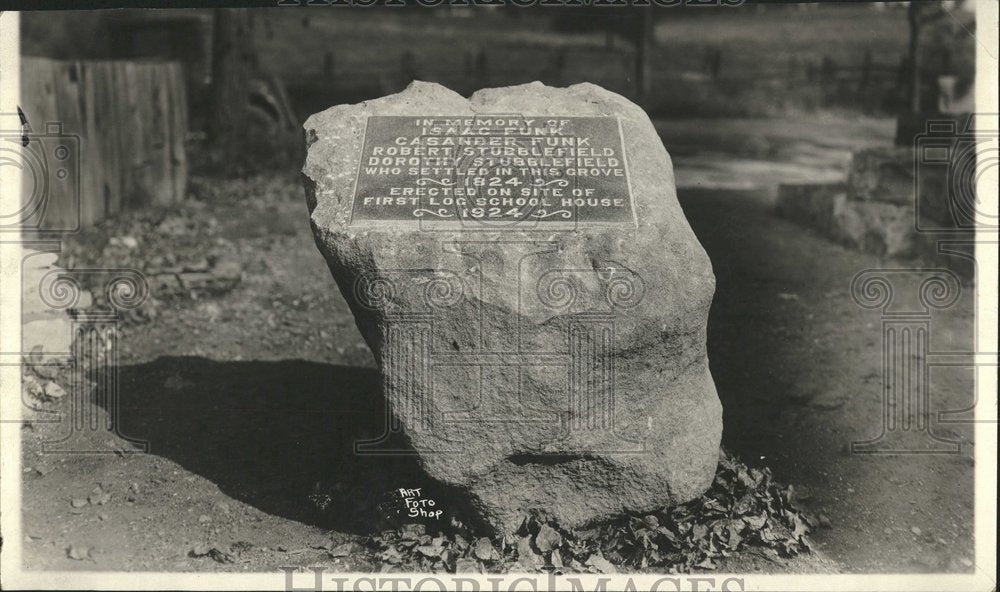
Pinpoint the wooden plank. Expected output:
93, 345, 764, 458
120, 60, 146, 208
92, 61, 124, 216
18, 57, 78, 232
13, 58, 47, 231
113, 61, 136, 211
19, 57, 58, 125
78, 60, 107, 225
168, 62, 189, 205
51, 60, 89, 229
132, 62, 155, 207
148, 61, 173, 206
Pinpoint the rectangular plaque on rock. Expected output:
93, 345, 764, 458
350, 115, 636, 227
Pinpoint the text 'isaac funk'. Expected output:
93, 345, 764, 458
412, 118, 573, 136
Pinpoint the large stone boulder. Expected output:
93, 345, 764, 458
302, 81, 722, 533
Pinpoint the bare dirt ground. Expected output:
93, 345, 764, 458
18, 119, 975, 575
684, 188, 976, 573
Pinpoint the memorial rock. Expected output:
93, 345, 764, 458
302, 81, 722, 533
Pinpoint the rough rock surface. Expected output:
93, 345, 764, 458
847, 147, 914, 205
832, 199, 916, 258
302, 81, 722, 533
775, 182, 847, 235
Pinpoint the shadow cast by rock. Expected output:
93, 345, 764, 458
114, 356, 433, 535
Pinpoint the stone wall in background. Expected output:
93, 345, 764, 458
776, 121, 978, 281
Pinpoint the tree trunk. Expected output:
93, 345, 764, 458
634, 8, 654, 102
907, 2, 922, 112
209, 8, 255, 149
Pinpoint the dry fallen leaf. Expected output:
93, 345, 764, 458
586, 554, 617, 574
473, 537, 495, 561
329, 542, 360, 558
67, 545, 92, 561
534, 524, 562, 553
89, 492, 111, 506
399, 523, 425, 540
695, 557, 718, 570
44, 382, 66, 400
208, 548, 235, 564
454, 557, 480, 573
516, 536, 542, 569
550, 548, 564, 569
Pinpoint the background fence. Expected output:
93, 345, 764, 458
19, 57, 188, 231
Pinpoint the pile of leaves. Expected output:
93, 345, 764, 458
367, 522, 486, 573
61, 186, 225, 276
589, 451, 812, 571
54, 175, 305, 324
362, 450, 814, 574
21, 347, 72, 411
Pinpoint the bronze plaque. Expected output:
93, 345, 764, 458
350, 115, 635, 227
